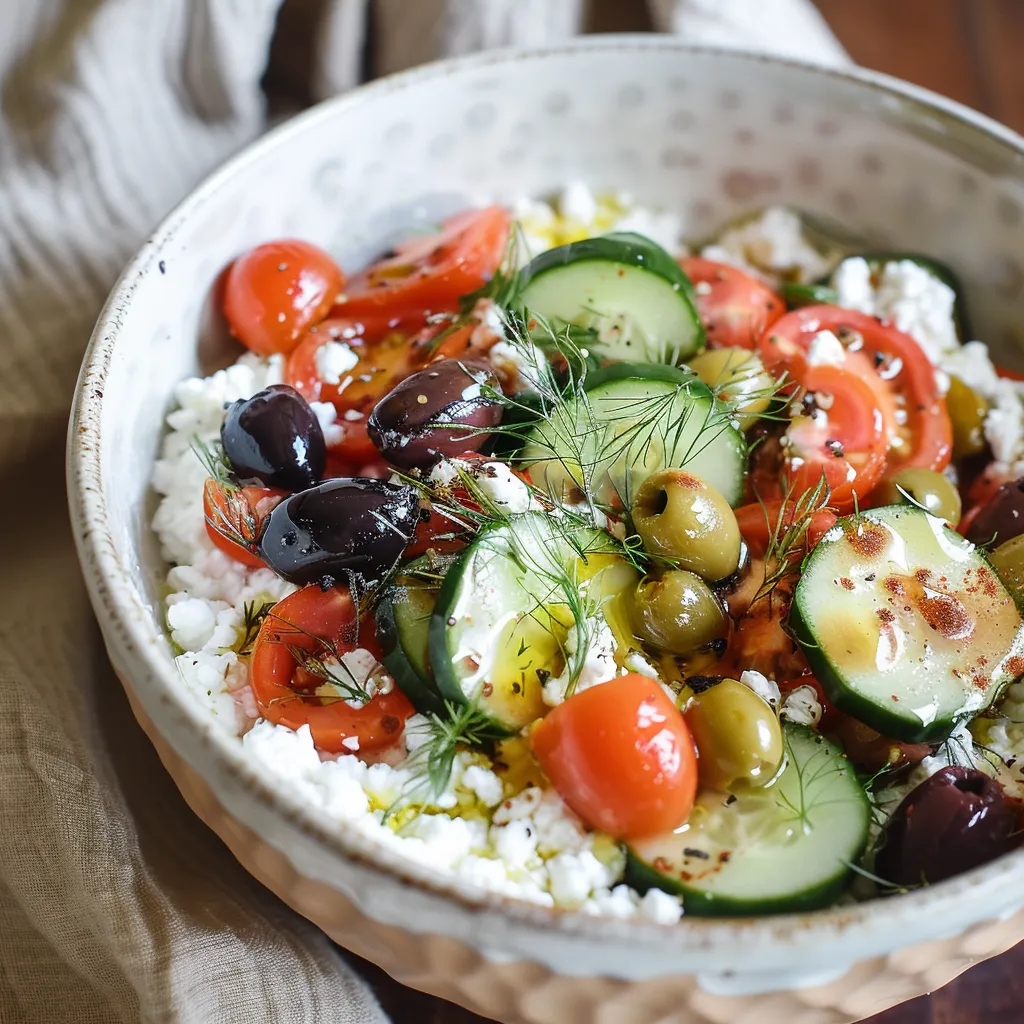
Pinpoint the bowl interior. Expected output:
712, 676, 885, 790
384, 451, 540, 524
71, 37, 1024, 977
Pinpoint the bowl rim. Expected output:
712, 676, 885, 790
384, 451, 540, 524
67, 34, 1024, 960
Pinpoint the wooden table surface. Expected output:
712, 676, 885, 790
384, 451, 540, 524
343, 3, 1024, 1021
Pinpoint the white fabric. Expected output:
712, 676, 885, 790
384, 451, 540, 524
0, 1, 844, 1021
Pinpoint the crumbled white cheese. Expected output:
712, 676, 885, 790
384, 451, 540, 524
542, 616, 620, 707
623, 649, 660, 679
739, 670, 781, 711
611, 206, 684, 255
806, 329, 847, 367
833, 257, 959, 364
310, 400, 344, 447
559, 181, 598, 226
488, 339, 548, 392
313, 340, 359, 386
473, 461, 533, 513
167, 596, 218, 651
702, 206, 832, 283
780, 684, 822, 727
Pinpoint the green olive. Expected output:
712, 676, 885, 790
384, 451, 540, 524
873, 467, 962, 524
686, 348, 773, 430
946, 376, 988, 461
631, 469, 742, 581
632, 570, 729, 655
685, 678, 784, 790
988, 534, 1024, 608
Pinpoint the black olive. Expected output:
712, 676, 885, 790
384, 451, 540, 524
259, 478, 418, 586
875, 765, 1019, 888
965, 477, 1024, 546
367, 359, 503, 470
221, 384, 325, 492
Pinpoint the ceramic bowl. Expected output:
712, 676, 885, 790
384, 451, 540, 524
68, 37, 1024, 1024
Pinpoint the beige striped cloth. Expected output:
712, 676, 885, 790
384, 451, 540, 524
0, 2, 844, 1021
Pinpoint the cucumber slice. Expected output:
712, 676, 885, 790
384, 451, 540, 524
790, 505, 1024, 743
377, 557, 447, 716
518, 362, 747, 509
428, 513, 633, 733
519, 232, 704, 364
829, 253, 971, 342
627, 724, 869, 915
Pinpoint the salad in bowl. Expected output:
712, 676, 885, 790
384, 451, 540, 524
152, 187, 1024, 921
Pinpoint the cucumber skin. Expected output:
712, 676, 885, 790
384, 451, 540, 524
520, 232, 697, 300
583, 360, 697, 391
376, 590, 447, 717
625, 724, 870, 916
780, 282, 838, 309
624, 849, 854, 917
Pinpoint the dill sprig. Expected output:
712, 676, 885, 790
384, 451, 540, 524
774, 731, 855, 833
746, 476, 832, 613
237, 599, 273, 655
385, 700, 505, 820
191, 434, 234, 486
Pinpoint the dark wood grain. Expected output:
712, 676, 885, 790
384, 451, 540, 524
343, 4, 1024, 1021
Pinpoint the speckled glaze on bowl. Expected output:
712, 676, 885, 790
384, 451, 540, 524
69, 37, 1024, 1024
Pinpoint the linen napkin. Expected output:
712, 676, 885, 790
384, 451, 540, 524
0, 2, 844, 1021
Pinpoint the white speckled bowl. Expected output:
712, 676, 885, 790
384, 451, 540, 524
68, 37, 1024, 1024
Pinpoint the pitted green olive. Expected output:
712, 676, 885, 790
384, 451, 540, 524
632, 570, 729, 654
685, 678, 784, 790
631, 468, 742, 581
946, 376, 988, 461
874, 467, 962, 524
687, 348, 773, 430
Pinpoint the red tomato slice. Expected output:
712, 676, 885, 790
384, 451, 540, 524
760, 306, 952, 472
784, 365, 887, 512
338, 206, 510, 320
531, 675, 698, 841
250, 586, 414, 754
202, 479, 285, 568
679, 256, 785, 350
223, 240, 344, 356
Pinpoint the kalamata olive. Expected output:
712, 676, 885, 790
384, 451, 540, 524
965, 477, 1024, 546
631, 469, 742, 581
875, 766, 1020, 887
872, 467, 962, 524
259, 478, 419, 586
632, 570, 729, 654
221, 384, 325, 492
685, 678, 783, 790
367, 359, 503, 470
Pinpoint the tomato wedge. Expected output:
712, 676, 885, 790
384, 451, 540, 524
760, 306, 952, 472
783, 364, 887, 512
734, 500, 838, 560
250, 586, 414, 753
679, 256, 784, 350
203, 479, 285, 568
338, 206, 510, 320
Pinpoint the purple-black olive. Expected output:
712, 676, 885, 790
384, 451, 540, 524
367, 359, 503, 470
259, 478, 419, 586
875, 766, 1020, 888
221, 384, 325, 492
966, 477, 1024, 546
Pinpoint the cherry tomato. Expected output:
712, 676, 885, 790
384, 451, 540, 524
202, 479, 285, 568
760, 306, 952, 472
250, 586, 414, 753
997, 365, 1024, 382
223, 240, 344, 356
531, 674, 697, 840
679, 257, 785, 350
338, 206, 510, 319
286, 315, 429, 464
784, 364, 887, 512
